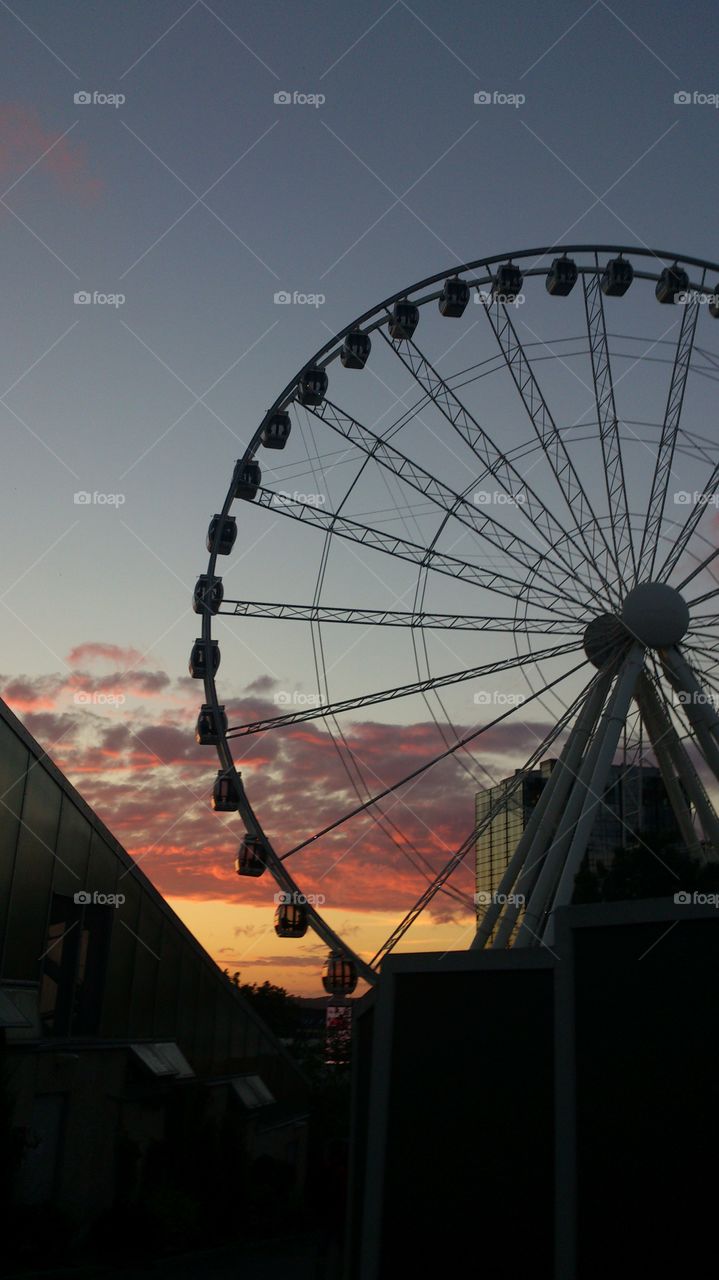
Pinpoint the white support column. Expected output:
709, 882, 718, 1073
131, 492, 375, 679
544, 645, 645, 932
634, 673, 705, 857
660, 646, 719, 784
481, 671, 612, 950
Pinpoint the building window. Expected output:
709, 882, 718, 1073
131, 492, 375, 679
39, 894, 111, 1036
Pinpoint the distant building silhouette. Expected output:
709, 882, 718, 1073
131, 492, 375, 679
475, 759, 681, 922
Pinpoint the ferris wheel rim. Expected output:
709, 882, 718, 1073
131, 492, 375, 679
195, 243, 719, 990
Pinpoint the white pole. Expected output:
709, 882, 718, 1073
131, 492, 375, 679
545, 645, 645, 928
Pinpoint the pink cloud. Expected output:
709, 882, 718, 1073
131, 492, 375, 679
0, 104, 102, 202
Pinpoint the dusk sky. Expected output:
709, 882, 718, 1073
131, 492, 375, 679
2, 0, 719, 994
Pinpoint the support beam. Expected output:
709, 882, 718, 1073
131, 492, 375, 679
539, 645, 646, 940
470, 669, 613, 949
660, 646, 719, 785
634, 670, 711, 849
634, 673, 705, 857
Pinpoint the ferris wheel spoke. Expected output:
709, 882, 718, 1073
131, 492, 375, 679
582, 260, 636, 585
687, 585, 719, 608
683, 638, 719, 664
688, 615, 719, 633
218, 598, 578, 633
481, 296, 621, 599
227, 641, 581, 737
306, 397, 594, 609
280, 654, 589, 863
673, 544, 719, 593
658, 466, 719, 583
636, 292, 702, 583
379, 328, 611, 611
251, 485, 584, 616
370, 666, 595, 967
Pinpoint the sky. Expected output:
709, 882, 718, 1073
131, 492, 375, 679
2, 0, 719, 995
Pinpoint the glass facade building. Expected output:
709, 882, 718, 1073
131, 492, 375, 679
0, 695, 308, 1225
475, 759, 680, 920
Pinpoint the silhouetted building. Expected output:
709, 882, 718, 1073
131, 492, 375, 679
0, 695, 308, 1233
475, 760, 680, 917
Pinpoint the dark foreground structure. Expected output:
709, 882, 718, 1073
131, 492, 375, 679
0, 696, 309, 1252
349, 899, 719, 1279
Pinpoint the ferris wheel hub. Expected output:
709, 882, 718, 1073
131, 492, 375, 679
620, 582, 690, 648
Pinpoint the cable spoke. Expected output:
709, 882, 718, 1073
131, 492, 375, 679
370, 665, 596, 967
582, 257, 636, 584
227, 640, 581, 737
250, 485, 583, 616
379, 328, 611, 609
281, 655, 589, 863
661, 494, 719, 585
482, 294, 620, 598
636, 291, 702, 583
306, 397, 593, 609
676, 544, 719, 592
687, 585, 719, 608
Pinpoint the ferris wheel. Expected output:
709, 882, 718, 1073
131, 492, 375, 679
191, 244, 719, 995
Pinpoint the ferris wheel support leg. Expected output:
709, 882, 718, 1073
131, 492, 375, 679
660, 646, 719, 784
513, 668, 625, 947
473, 671, 612, 950
541, 646, 645, 941
634, 674, 706, 857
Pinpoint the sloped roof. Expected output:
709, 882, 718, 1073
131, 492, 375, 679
0, 694, 306, 1087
